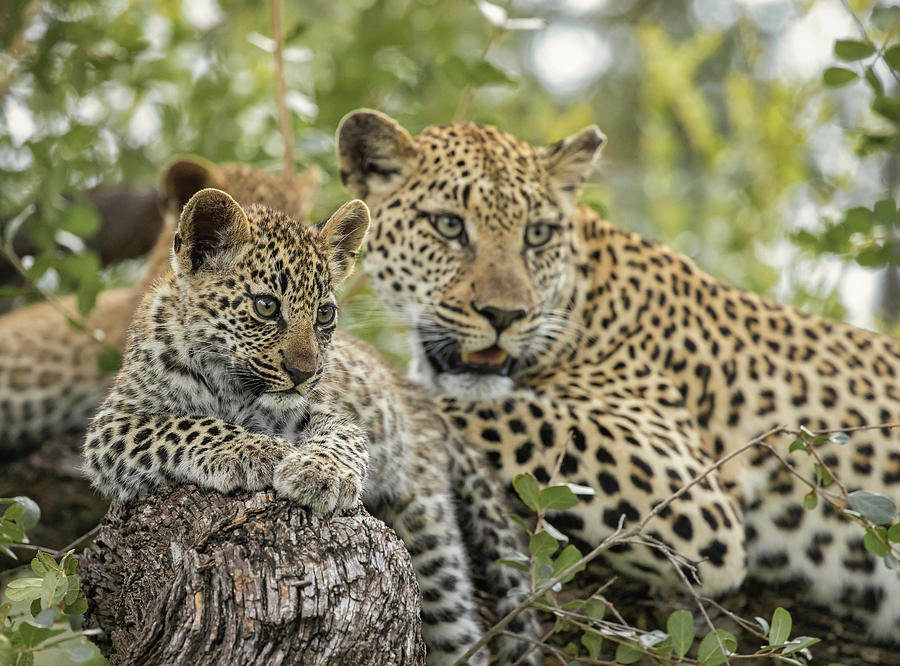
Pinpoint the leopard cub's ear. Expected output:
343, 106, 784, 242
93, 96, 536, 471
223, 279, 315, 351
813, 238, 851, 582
175, 188, 251, 273
316, 199, 371, 286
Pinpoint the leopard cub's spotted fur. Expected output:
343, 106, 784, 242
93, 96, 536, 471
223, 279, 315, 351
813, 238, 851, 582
83, 188, 539, 665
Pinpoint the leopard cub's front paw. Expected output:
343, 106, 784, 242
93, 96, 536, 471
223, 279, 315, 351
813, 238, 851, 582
273, 448, 361, 514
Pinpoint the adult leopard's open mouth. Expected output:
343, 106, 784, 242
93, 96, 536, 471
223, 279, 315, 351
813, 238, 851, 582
420, 329, 517, 376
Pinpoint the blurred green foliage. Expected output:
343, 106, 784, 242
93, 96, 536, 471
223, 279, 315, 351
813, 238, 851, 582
1, 0, 898, 349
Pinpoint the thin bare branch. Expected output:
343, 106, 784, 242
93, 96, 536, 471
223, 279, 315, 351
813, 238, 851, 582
270, 0, 293, 182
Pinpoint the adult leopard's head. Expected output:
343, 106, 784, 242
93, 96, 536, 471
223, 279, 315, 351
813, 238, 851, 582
172, 188, 369, 407
337, 109, 604, 398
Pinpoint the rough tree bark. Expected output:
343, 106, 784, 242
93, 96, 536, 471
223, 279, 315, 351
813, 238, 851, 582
79, 485, 426, 666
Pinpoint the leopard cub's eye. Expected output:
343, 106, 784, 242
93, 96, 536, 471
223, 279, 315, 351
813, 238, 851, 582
316, 304, 337, 326
430, 213, 465, 240
253, 295, 280, 319
524, 223, 556, 248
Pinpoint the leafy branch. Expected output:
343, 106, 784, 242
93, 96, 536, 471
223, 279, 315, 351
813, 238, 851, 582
464, 422, 900, 665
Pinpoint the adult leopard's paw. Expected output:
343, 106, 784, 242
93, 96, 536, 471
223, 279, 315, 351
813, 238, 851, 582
273, 448, 361, 514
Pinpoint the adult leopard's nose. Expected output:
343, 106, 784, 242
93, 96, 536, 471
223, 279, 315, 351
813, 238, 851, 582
472, 302, 527, 334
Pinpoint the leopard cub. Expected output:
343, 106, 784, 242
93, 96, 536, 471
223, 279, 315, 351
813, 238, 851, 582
83, 188, 539, 665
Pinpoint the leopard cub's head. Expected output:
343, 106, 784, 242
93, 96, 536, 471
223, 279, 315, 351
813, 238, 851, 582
171, 188, 369, 402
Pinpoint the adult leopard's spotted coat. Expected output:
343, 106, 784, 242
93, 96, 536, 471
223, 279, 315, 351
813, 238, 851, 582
338, 109, 900, 641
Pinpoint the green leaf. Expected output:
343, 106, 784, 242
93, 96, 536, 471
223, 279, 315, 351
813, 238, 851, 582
11, 497, 40, 530
834, 39, 875, 61
848, 490, 898, 525
864, 528, 888, 557
97, 347, 123, 373
6, 578, 44, 603
698, 629, 737, 665
31, 608, 57, 628
497, 556, 530, 572
885, 44, 900, 71
783, 636, 821, 654
1, 521, 25, 543
59, 204, 100, 238
65, 575, 80, 604
63, 595, 88, 615
530, 531, 559, 559
872, 5, 900, 31
469, 60, 516, 87
873, 95, 900, 122
874, 199, 898, 226
507, 513, 529, 532
615, 641, 643, 664
844, 206, 875, 234
823, 67, 858, 87
667, 609, 694, 657
513, 474, 541, 512
803, 492, 818, 510
41, 569, 68, 609
585, 598, 606, 620
542, 520, 569, 542
62, 552, 78, 576
0, 634, 12, 665
3, 503, 24, 522
865, 66, 884, 96
828, 432, 850, 446
552, 544, 585, 582
36, 550, 57, 572
76, 277, 103, 317
814, 463, 833, 486
15, 621, 66, 648
887, 522, 900, 542
788, 438, 809, 454
769, 607, 792, 646
538, 485, 579, 511
581, 630, 603, 659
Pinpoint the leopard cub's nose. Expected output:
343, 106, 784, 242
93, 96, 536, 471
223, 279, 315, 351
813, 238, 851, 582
282, 361, 315, 386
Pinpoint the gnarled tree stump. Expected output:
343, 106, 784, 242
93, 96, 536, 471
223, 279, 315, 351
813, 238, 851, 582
79, 485, 425, 666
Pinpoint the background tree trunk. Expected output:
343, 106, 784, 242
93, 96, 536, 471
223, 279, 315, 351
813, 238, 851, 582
79, 485, 426, 666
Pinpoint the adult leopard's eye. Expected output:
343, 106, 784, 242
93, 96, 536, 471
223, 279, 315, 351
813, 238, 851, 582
253, 295, 280, 319
316, 304, 336, 326
429, 213, 465, 241
524, 223, 556, 248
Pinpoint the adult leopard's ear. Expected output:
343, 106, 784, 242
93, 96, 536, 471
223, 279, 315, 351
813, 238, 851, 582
336, 109, 418, 201
540, 126, 606, 203
161, 156, 225, 214
317, 199, 371, 285
175, 188, 251, 273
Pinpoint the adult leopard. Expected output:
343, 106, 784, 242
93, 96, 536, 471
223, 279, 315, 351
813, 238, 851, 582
337, 109, 900, 641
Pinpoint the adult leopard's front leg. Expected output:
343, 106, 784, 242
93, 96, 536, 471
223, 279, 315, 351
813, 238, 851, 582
445, 433, 543, 665
369, 486, 489, 666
